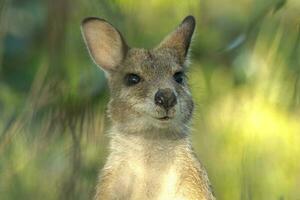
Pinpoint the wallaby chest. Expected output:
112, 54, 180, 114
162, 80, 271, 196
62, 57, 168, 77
107, 136, 184, 199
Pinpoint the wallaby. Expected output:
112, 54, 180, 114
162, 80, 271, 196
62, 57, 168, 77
81, 15, 215, 200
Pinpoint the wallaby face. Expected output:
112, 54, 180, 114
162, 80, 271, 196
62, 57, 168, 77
81, 16, 195, 134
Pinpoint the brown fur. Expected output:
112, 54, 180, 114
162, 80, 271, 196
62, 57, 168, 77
81, 15, 215, 200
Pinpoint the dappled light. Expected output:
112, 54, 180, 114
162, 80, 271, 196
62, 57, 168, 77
0, 0, 300, 199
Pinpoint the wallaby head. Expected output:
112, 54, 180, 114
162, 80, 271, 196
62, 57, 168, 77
81, 16, 195, 136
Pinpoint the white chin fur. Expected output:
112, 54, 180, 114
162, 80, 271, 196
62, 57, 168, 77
116, 115, 182, 134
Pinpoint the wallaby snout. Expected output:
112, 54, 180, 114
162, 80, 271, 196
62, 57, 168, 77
154, 88, 177, 111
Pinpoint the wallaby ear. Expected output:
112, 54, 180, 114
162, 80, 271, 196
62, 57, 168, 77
81, 17, 128, 72
157, 16, 195, 64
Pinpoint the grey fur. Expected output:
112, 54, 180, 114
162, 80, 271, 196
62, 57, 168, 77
81, 15, 215, 200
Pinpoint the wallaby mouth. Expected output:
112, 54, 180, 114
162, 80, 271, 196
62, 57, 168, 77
157, 116, 171, 121
154, 109, 176, 122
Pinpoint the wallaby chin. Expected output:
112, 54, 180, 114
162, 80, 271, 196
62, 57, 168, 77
82, 15, 215, 200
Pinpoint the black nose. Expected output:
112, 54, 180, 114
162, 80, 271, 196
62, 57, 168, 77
154, 88, 177, 110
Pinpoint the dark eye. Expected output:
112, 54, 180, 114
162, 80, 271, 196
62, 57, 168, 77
124, 73, 141, 86
173, 71, 185, 84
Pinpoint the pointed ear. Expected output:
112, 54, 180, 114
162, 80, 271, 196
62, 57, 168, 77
81, 17, 128, 72
157, 16, 195, 63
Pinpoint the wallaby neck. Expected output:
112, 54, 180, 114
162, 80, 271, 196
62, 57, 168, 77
109, 125, 191, 158
110, 124, 189, 140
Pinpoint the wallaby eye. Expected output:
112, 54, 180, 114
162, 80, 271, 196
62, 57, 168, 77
124, 73, 141, 86
173, 71, 185, 84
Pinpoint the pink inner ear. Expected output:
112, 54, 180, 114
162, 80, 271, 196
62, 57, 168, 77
92, 24, 123, 69
82, 18, 127, 71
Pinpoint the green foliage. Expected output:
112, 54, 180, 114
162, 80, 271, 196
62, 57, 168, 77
0, 0, 300, 199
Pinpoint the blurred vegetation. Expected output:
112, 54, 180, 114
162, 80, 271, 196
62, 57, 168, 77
0, 0, 300, 199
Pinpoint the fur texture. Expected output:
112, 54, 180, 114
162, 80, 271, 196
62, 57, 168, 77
81, 15, 215, 200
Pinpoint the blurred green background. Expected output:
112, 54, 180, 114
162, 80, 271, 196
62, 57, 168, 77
0, 0, 300, 199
